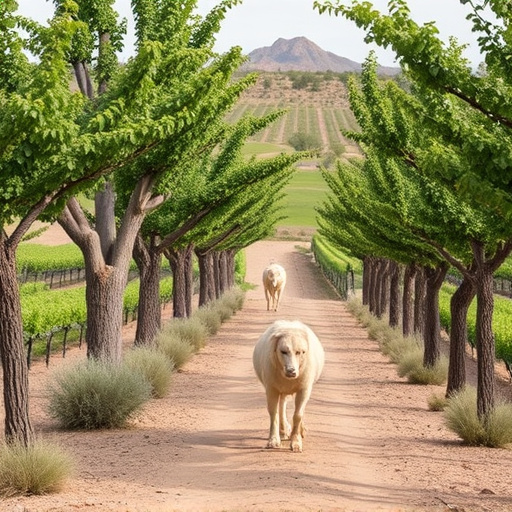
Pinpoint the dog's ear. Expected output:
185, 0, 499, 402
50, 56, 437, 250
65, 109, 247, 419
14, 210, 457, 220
270, 332, 283, 352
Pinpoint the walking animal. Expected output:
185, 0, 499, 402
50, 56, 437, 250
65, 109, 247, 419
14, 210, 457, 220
262, 263, 286, 312
252, 320, 325, 452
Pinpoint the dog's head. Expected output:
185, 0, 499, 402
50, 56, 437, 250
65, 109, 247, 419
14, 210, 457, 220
272, 329, 308, 379
267, 268, 280, 286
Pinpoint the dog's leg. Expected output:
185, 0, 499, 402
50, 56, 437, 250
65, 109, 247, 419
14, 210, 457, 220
265, 287, 270, 311
274, 288, 281, 311
278, 394, 291, 439
266, 387, 281, 448
290, 388, 311, 452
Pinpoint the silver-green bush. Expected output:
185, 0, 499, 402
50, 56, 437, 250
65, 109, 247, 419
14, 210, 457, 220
123, 347, 174, 398
156, 334, 194, 369
193, 305, 222, 335
47, 360, 152, 429
160, 317, 208, 352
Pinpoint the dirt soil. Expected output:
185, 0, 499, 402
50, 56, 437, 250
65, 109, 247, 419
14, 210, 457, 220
4, 226, 512, 512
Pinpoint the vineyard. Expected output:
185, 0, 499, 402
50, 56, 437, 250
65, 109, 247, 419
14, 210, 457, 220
226, 72, 362, 160
20, 275, 173, 366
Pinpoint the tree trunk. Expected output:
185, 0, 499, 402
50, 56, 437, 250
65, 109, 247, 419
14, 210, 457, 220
422, 263, 448, 368
388, 261, 401, 328
72, 61, 94, 99
218, 251, 230, 295
59, 176, 160, 363
133, 234, 163, 347
471, 240, 512, 419
197, 250, 216, 306
414, 266, 426, 336
213, 252, 222, 299
402, 262, 417, 337
167, 246, 191, 318
368, 257, 380, 314
84, 266, 126, 362
475, 266, 496, 420
95, 182, 116, 264
0, 239, 34, 445
226, 249, 236, 288
376, 259, 390, 320
446, 277, 475, 397
184, 246, 194, 318
362, 256, 370, 306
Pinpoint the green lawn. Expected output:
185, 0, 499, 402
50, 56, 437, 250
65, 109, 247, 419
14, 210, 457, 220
242, 141, 293, 157
279, 168, 329, 227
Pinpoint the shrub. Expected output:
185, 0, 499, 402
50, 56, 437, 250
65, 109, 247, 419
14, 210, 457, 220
214, 303, 235, 323
346, 296, 366, 318
382, 334, 421, 365
160, 317, 208, 352
0, 440, 74, 497
156, 333, 194, 369
288, 131, 321, 151
445, 386, 512, 447
220, 287, 245, 312
397, 345, 448, 385
48, 360, 151, 429
123, 347, 174, 398
193, 305, 222, 335
428, 393, 448, 412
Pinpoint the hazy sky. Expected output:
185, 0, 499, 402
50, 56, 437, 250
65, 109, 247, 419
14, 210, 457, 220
15, 0, 488, 67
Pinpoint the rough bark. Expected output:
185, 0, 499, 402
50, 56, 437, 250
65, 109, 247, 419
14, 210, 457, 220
402, 262, 417, 337
422, 263, 448, 368
133, 234, 162, 346
197, 250, 216, 307
475, 266, 495, 420
83, 265, 126, 362
368, 257, 380, 314
184, 247, 194, 318
376, 259, 390, 320
167, 246, 193, 318
446, 277, 475, 397
213, 252, 222, 299
362, 256, 370, 306
225, 249, 236, 289
218, 251, 230, 295
414, 267, 426, 336
0, 239, 34, 445
470, 240, 512, 419
388, 261, 401, 328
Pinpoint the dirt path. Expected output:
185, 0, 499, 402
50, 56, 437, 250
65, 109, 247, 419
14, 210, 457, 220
4, 241, 512, 512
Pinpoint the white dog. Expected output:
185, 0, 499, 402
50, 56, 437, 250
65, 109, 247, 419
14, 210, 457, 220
253, 320, 325, 452
262, 263, 286, 311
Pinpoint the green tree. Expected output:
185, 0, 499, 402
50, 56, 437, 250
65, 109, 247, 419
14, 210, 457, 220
315, 1, 512, 417
55, 0, 251, 363
133, 112, 304, 344
288, 131, 321, 151
0, 1, 178, 444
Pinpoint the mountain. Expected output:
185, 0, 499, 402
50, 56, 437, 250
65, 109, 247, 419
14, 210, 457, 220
240, 36, 400, 76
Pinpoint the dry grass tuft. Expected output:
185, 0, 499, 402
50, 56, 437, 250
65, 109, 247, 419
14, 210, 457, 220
445, 386, 512, 447
0, 440, 74, 497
